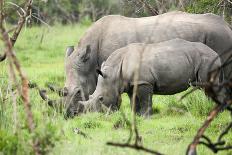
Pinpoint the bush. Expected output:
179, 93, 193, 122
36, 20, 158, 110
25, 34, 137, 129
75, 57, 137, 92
6, 0, 231, 25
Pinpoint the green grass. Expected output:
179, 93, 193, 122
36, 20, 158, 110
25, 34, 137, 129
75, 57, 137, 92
0, 24, 231, 155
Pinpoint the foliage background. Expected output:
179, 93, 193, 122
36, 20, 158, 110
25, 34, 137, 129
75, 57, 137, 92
5, 0, 232, 25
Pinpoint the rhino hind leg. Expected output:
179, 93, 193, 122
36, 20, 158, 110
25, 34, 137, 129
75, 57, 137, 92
128, 84, 153, 117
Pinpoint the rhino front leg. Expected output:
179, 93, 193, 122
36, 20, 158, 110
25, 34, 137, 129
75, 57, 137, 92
137, 84, 153, 117
128, 84, 153, 117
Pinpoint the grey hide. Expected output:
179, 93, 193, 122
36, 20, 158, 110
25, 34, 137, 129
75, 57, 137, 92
66, 39, 221, 117
64, 11, 232, 108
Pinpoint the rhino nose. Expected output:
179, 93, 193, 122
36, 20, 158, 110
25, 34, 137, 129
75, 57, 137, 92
59, 87, 68, 97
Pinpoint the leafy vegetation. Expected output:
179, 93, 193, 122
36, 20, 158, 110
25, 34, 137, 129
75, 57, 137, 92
4, 0, 232, 25
0, 25, 231, 154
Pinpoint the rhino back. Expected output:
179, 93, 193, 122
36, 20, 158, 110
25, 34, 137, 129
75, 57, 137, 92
75, 11, 231, 67
99, 11, 232, 62
121, 39, 218, 94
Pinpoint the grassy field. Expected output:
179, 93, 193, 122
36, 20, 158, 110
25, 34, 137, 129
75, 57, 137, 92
0, 24, 231, 155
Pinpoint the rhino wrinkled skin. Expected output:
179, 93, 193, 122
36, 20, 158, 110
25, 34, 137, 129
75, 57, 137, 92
66, 39, 221, 117
64, 11, 232, 110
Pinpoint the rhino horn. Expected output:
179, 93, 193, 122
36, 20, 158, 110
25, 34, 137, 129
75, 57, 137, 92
0, 53, 6, 62
66, 46, 74, 57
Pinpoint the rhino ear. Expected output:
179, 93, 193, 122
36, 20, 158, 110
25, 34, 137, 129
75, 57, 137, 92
80, 45, 91, 62
66, 46, 74, 57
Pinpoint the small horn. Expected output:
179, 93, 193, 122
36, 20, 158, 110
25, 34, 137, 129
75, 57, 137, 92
66, 46, 74, 57
0, 53, 6, 62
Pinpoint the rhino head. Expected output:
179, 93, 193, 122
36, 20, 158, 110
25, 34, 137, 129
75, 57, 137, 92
65, 62, 122, 118
63, 45, 99, 110
39, 45, 99, 117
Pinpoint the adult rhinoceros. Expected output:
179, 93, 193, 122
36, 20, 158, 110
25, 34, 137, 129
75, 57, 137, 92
65, 39, 221, 117
54, 11, 232, 108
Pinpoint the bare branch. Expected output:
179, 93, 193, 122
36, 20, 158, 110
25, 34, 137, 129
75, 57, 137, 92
138, 0, 159, 15
227, 0, 232, 5
31, 13, 51, 28
197, 121, 232, 153
107, 142, 164, 155
0, 0, 33, 62
186, 103, 229, 155
10, 0, 33, 46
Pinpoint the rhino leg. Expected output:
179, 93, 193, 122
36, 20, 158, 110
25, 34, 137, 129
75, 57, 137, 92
128, 84, 153, 117
221, 49, 232, 79
128, 88, 141, 114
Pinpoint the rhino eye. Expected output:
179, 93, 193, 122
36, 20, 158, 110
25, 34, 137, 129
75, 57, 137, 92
76, 89, 81, 95
98, 96, 103, 102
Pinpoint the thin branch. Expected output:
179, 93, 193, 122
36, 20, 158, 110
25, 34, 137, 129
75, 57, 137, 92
73, 128, 92, 139
218, 122, 232, 142
0, 0, 33, 62
138, 0, 159, 15
130, 47, 142, 146
179, 87, 199, 101
186, 104, 228, 155
107, 142, 164, 155
227, 0, 232, 5
10, 0, 33, 46
31, 14, 51, 28
6, 2, 26, 16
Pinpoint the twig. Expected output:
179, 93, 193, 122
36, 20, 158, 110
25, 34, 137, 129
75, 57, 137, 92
179, 87, 199, 101
227, 0, 232, 5
217, 122, 232, 142
10, 0, 33, 46
73, 128, 91, 139
186, 104, 228, 155
138, 0, 159, 15
107, 142, 164, 155
130, 47, 143, 146
199, 130, 232, 153
31, 14, 51, 28
0, 0, 33, 62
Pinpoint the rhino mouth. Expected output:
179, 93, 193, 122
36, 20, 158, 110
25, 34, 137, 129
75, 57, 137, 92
65, 101, 85, 118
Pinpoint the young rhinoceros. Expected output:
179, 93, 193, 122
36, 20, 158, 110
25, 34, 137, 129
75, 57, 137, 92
66, 39, 221, 117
